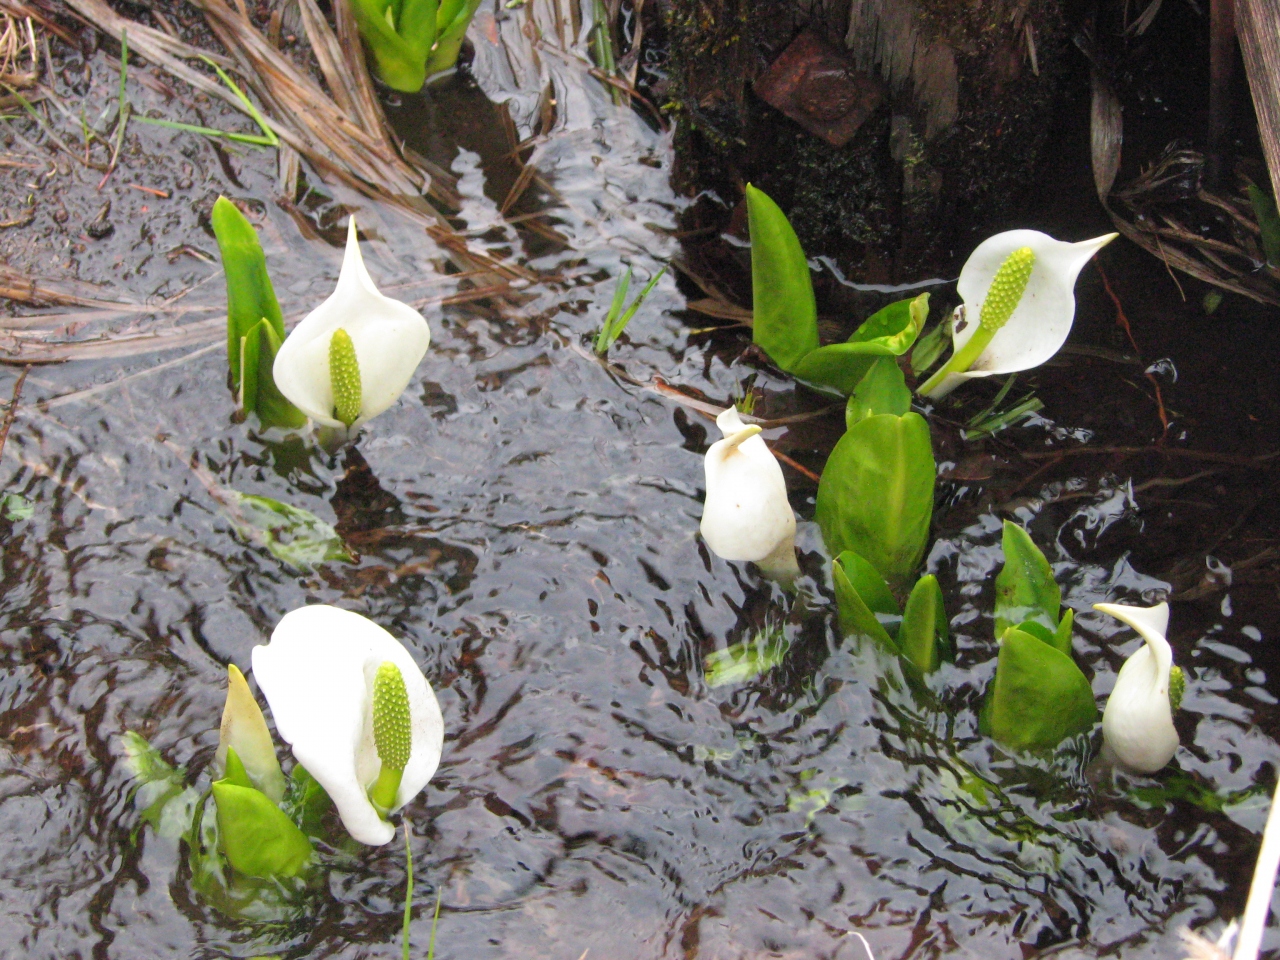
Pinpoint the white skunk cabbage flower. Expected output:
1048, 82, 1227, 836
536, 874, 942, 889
251, 605, 445, 845
920, 230, 1117, 399
1095, 601, 1183, 774
700, 407, 799, 581
216, 663, 287, 802
273, 217, 431, 429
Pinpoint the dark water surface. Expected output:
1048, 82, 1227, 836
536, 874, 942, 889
3, 7, 1280, 959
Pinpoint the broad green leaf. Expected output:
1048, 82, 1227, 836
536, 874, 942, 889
832, 551, 899, 651
815, 412, 935, 593
910, 319, 949, 376
994, 520, 1060, 640
980, 627, 1097, 751
1248, 183, 1280, 267
790, 294, 929, 396
846, 357, 911, 428
211, 197, 284, 388
227, 491, 354, 570
897, 574, 950, 674
704, 624, 790, 688
1015, 619, 1057, 647
1, 492, 32, 521
283, 764, 333, 837
746, 184, 819, 372
212, 780, 313, 879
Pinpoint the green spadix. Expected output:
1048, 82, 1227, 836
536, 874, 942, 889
329, 328, 362, 428
369, 660, 412, 816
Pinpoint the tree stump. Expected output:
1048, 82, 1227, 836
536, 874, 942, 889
665, 0, 1067, 279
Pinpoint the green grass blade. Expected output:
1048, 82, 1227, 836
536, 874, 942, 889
598, 265, 665, 353
427, 888, 443, 960
199, 55, 279, 146
131, 115, 276, 146
594, 266, 632, 354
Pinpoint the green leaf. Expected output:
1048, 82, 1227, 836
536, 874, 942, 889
212, 780, 313, 879
282, 764, 333, 837
704, 624, 791, 688
832, 551, 899, 651
980, 627, 1097, 751
815, 412, 935, 593
227, 491, 354, 570
910, 319, 949, 376
211, 197, 284, 390
1248, 183, 1280, 267
250, 320, 307, 429
994, 520, 1061, 640
1052, 607, 1075, 656
846, 357, 910, 429
746, 184, 819, 372
1, 492, 32, 521
790, 294, 929, 396
897, 574, 950, 674
424, 0, 483, 74
223, 746, 255, 790
349, 0, 436, 91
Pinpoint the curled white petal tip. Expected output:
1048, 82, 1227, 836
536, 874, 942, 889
700, 407, 797, 571
1095, 601, 1179, 774
272, 216, 432, 429
251, 605, 445, 846
923, 230, 1117, 399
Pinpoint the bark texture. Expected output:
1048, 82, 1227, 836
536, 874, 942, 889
666, 0, 1066, 278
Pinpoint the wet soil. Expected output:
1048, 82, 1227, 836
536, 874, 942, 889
1, 4, 1280, 960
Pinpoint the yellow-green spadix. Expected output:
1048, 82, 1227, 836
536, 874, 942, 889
272, 217, 431, 429
920, 229, 1117, 399
1094, 601, 1181, 774
700, 407, 799, 580
251, 605, 445, 845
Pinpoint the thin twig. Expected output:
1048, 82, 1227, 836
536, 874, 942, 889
0, 364, 29, 461
1017, 445, 1280, 468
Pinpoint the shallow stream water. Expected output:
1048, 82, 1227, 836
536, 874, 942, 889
3, 3, 1280, 959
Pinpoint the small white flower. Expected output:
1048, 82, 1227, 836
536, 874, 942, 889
251, 605, 445, 845
272, 217, 431, 429
700, 407, 798, 579
921, 230, 1117, 399
1095, 601, 1180, 774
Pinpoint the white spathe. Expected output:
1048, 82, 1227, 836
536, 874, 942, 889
923, 230, 1117, 399
700, 407, 798, 578
1095, 601, 1180, 774
273, 217, 431, 428
251, 605, 445, 845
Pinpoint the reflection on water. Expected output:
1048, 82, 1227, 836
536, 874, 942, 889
1, 2, 1280, 958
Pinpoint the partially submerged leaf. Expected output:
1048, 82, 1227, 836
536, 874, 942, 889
120, 731, 200, 840
815, 412, 935, 593
227, 491, 354, 570
832, 551, 899, 651
211, 197, 284, 390
898, 574, 950, 674
1, 492, 33, 521
704, 624, 791, 688
746, 184, 819, 371
994, 520, 1061, 640
981, 627, 1097, 751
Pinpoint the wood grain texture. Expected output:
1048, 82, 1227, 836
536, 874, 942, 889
1237, 0, 1280, 201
